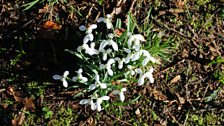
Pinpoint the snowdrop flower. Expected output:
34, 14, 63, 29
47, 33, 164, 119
100, 48, 112, 61
96, 96, 110, 111
79, 98, 96, 110
112, 88, 127, 102
97, 14, 113, 29
141, 50, 157, 66
72, 68, 88, 83
115, 57, 125, 69
127, 33, 146, 50
138, 67, 154, 86
99, 34, 118, 51
53, 71, 69, 87
127, 65, 135, 75
124, 49, 133, 64
79, 95, 110, 112
79, 24, 97, 43
100, 58, 115, 76
131, 50, 142, 61
82, 42, 99, 55
89, 74, 107, 90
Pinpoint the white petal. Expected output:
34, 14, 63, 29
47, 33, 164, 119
134, 34, 146, 41
103, 53, 107, 61
120, 92, 125, 102
77, 68, 83, 74
83, 36, 90, 44
79, 25, 86, 31
99, 83, 107, 89
106, 22, 112, 29
101, 96, 110, 101
62, 78, 68, 87
125, 54, 132, 64
90, 100, 96, 110
89, 34, 94, 41
108, 33, 114, 39
81, 77, 88, 82
79, 99, 90, 105
138, 75, 145, 86
107, 68, 113, 76
142, 58, 150, 66
77, 46, 82, 52
99, 40, 108, 51
95, 74, 100, 82
106, 14, 112, 19
111, 41, 118, 51
131, 51, 142, 61
53, 75, 62, 80
127, 37, 134, 47
135, 68, 143, 74
96, 100, 102, 112
97, 17, 104, 22
90, 24, 97, 29
89, 84, 97, 90
63, 71, 69, 77
107, 58, 115, 65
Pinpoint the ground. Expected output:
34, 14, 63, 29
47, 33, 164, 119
0, 0, 224, 125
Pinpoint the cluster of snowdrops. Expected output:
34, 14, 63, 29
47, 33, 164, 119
53, 14, 159, 112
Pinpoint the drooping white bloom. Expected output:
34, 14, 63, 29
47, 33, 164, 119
115, 57, 125, 69
82, 42, 99, 55
72, 68, 88, 83
141, 50, 157, 66
89, 74, 107, 90
127, 33, 146, 50
100, 58, 115, 76
79, 95, 110, 112
100, 48, 112, 61
131, 50, 142, 61
124, 49, 133, 64
112, 88, 127, 102
97, 14, 113, 29
53, 71, 69, 87
99, 34, 118, 51
79, 24, 97, 43
138, 67, 154, 86
96, 96, 110, 112
127, 65, 135, 75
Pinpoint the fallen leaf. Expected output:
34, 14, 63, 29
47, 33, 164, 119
12, 110, 26, 126
170, 75, 181, 84
42, 21, 62, 30
153, 88, 167, 101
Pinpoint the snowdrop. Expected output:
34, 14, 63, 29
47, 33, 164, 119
127, 33, 146, 51
131, 50, 142, 61
112, 88, 127, 102
82, 42, 99, 55
99, 34, 118, 51
100, 48, 112, 61
79, 95, 110, 112
124, 49, 133, 64
141, 50, 157, 66
138, 67, 154, 86
72, 68, 88, 83
115, 57, 125, 69
100, 58, 115, 76
97, 14, 113, 29
53, 71, 69, 87
79, 24, 97, 43
89, 74, 107, 90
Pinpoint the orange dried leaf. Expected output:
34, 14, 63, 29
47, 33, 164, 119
42, 21, 62, 30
